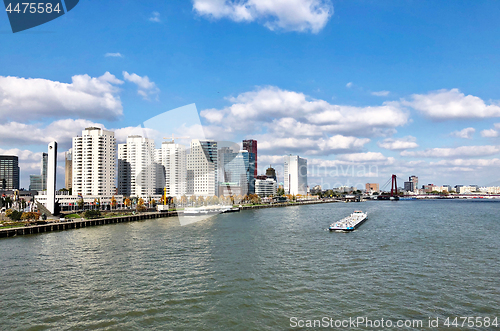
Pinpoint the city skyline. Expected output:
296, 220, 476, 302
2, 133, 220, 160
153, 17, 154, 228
3, 132, 497, 193
2, 1, 500, 188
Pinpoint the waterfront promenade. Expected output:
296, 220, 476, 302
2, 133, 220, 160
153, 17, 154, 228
0, 199, 341, 238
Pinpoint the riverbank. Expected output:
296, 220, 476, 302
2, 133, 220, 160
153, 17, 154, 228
0, 199, 343, 238
0, 211, 177, 238
239, 198, 341, 210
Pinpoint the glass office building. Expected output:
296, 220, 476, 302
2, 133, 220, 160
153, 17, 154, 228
0, 155, 20, 190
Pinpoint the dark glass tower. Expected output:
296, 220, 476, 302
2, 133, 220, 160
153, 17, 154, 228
242, 140, 257, 177
0, 155, 20, 190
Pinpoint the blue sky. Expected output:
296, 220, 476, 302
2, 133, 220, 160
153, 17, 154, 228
2, 0, 500, 190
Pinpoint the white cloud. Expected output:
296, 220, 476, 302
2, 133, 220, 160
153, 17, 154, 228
270, 117, 323, 137
0, 148, 69, 189
149, 11, 161, 22
336, 152, 388, 162
481, 129, 499, 138
105, 52, 123, 58
480, 124, 500, 138
123, 72, 156, 90
0, 119, 166, 148
0, 148, 43, 163
403, 88, 500, 120
0, 148, 46, 184
401, 145, 500, 158
430, 158, 500, 167
0, 119, 104, 148
316, 135, 370, 155
259, 154, 286, 166
0, 72, 123, 121
346, 82, 353, 88
378, 136, 419, 150
200, 86, 409, 138
123, 71, 159, 100
192, 0, 333, 33
450, 127, 475, 139
371, 90, 390, 97
303, 103, 407, 135
256, 134, 370, 155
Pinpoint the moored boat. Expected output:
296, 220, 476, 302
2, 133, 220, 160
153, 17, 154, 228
183, 206, 240, 216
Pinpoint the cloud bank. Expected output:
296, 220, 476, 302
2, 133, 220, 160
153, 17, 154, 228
0, 72, 123, 121
192, 0, 333, 33
201, 86, 409, 155
404, 89, 500, 120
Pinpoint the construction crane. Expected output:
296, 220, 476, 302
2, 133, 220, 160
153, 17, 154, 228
163, 134, 189, 143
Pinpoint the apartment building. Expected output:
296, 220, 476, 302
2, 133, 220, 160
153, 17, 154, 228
72, 127, 116, 196
117, 135, 161, 198
187, 139, 217, 197
157, 141, 187, 197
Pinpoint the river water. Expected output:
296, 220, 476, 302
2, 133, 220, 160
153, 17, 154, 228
1, 200, 499, 330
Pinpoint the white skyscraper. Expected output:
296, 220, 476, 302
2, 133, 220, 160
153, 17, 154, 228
157, 141, 187, 198
117, 135, 160, 198
72, 127, 116, 197
187, 139, 218, 197
284, 155, 307, 196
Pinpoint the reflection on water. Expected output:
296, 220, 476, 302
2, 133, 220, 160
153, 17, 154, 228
0, 200, 499, 330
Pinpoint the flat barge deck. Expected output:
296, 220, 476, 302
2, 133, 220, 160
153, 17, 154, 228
329, 210, 368, 232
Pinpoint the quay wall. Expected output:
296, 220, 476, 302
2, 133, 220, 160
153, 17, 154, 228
0, 211, 178, 239
240, 199, 341, 210
0, 199, 344, 238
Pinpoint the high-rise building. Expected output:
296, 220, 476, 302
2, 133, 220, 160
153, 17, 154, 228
29, 175, 43, 191
365, 183, 379, 193
187, 139, 217, 197
217, 147, 232, 184
265, 166, 277, 181
40, 153, 48, 191
243, 140, 257, 177
0, 155, 20, 190
403, 181, 414, 192
29, 153, 49, 191
218, 148, 255, 196
409, 175, 418, 192
72, 127, 116, 196
29, 153, 48, 192
65, 149, 72, 190
157, 141, 187, 198
117, 135, 161, 198
284, 155, 307, 195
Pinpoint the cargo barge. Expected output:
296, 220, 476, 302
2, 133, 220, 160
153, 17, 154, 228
329, 210, 368, 232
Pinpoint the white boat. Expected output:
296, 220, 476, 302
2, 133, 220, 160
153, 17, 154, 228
329, 210, 368, 232
183, 206, 239, 216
